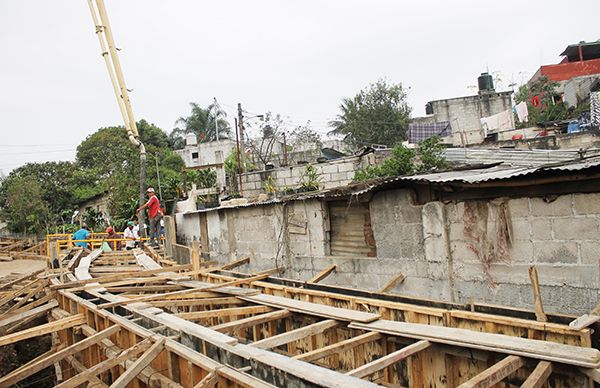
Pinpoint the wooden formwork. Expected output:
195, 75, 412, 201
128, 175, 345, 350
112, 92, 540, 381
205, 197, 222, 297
0, 248, 598, 387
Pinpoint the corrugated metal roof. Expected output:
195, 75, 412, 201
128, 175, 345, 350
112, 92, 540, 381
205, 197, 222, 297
183, 155, 600, 214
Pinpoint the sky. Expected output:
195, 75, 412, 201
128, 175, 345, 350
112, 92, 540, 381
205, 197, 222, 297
1, 0, 599, 174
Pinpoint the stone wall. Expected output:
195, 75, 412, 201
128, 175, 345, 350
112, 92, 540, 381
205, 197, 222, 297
175, 189, 600, 315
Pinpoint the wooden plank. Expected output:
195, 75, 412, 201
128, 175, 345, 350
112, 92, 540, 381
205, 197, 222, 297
379, 273, 405, 293
581, 367, 600, 383
528, 266, 547, 322
211, 309, 292, 334
521, 361, 552, 388
64, 355, 108, 388
191, 241, 201, 279
346, 340, 431, 378
98, 273, 269, 309
294, 331, 382, 362
177, 305, 273, 320
5, 280, 47, 313
457, 355, 524, 388
241, 293, 380, 323
251, 319, 339, 350
0, 313, 85, 347
193, 371, 216, 388
0, 278, 41, 308
110, 338, 166, 388
0, 269, 45, 290
0, 300, 58, 332
308, 265, 336, 284
221, 257, 250, 270
0, 291, 57, 320
55, 338, 153, 388
349, 319, 600, 368
569, 314, 600, 330
50, 264, 193, 290
0, 324, 120, 387
148, 297, 244, 308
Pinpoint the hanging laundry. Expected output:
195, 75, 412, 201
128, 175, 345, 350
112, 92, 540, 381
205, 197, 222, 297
531, 95, 541, 108
480, 109, 515, 134
515, 101, 529, 123
591, 91, 600, 127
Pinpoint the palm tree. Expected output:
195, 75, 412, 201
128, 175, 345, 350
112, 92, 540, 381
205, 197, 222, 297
174, 102, 232, 143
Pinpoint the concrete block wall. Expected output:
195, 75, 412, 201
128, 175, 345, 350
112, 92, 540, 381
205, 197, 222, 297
239, 156, 367, 198
175, 189, 600, 315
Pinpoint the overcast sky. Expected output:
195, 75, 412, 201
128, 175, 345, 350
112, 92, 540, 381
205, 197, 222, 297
1, 0, 598, 174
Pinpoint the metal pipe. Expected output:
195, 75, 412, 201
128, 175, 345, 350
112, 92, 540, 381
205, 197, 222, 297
234, 118, 243, 195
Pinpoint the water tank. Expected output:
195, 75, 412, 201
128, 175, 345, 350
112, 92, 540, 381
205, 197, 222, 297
185, 133, 198, 146
478, 72, 494, 93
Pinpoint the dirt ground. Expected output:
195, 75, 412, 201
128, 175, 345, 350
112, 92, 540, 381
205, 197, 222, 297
0, 259, 46, 277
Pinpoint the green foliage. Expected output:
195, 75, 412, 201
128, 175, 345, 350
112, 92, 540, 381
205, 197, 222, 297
264, 176, 278, 194
224, 150, 255, 174
298, 165, 322, 192
353, 137, 447, 181
329, 79, 411, 147
514, 76, 568, 126
83, 208, 106, 231
1, 176, 49, 234
196, 169, 217, 189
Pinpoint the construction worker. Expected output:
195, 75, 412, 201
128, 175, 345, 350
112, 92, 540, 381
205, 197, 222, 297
73, 224, 91, 249
105, 226, 122, 250
123, 221, 137, 250
136, 187, 161, 247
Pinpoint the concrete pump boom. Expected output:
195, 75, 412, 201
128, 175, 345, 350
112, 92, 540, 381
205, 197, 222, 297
86, 0, 147, 235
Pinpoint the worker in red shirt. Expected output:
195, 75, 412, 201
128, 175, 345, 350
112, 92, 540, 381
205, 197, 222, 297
136, 187, 161, 247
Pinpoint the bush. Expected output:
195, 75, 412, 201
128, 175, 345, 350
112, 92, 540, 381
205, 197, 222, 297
353, 137, 446, 181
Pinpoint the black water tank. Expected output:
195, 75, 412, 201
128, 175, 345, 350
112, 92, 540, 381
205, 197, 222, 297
478, 72, 494, 92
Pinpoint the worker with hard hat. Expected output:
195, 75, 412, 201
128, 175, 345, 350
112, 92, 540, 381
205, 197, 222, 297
136, 187, 161, 247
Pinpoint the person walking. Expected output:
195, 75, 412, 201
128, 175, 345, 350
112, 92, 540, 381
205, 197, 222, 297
136, 187, 161, 247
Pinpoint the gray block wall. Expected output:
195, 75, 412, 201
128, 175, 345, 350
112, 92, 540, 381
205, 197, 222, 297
176, 189, 600, 315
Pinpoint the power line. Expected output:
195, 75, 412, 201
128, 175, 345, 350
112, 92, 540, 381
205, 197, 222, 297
0, 149, 76, 156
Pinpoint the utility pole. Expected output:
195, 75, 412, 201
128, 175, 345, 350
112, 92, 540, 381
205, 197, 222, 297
237, 103, 246, 173
214, 97, 219, 141
155, 152, 162, 201
234, 118, 243, 195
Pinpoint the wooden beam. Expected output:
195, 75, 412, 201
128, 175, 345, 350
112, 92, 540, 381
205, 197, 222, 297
193, 371, 217, 388
0, 313, 85, 347
177, 305, 273, 320
211, 309, 292, 334
110, 338, 165, 388
148, 296, 245, 308
54, 338, 153, 388
49, 264, 193, 290
221, 257, 250, 270
346, 340, 431, 378
309, 265, 336, 283
379, 273, 405, 293
98, 273, 269, 309
64, 355, 108, 388
0, 324, 119, 387
251, 319, 339, 350
581, 367, 600, 383
294, 331, 382, 362
569, 314, 600, 330
457, 355, 525, 388
0, 278, 41, 308
0, 291, 57, 321
0, 269, 44, 290
521, 361, 552, 388
191, 241, 201, 279
528, 266, 547, 322
0, 300, 58, 332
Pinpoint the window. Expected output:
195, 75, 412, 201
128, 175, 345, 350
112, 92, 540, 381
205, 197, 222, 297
328, 200, 376, 257
191, 152, 199, 159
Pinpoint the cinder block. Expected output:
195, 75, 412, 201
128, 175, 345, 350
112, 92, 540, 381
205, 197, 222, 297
510, 240, 534, 263
573, 193, 600, 215
530, 218, 552, 239
320, 164, 338, 174
276, 169, 292, 179
511, 219, 531, 240
534, 241, 578, 264
449, 222, 464, 241
579, 241, 600, 265
450, 241, 479, 262
530, 195, 572, 217
330, 172, 349, 182
552, 217, 599, 240
507, 197, 530, 218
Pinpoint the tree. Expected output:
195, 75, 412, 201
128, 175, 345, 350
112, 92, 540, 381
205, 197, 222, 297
329, 79, 411, 147
171, 102, 232, 148
1, 176, 49, 234
514, 76, 568, 126
247, 112, 285, 168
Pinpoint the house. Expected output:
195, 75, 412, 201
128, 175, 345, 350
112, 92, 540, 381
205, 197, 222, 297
174, 133, 236, 189
409, 73, 514, 145
530, 40, 600, 84
175, 154, 600, 315
76, 192, 110, 224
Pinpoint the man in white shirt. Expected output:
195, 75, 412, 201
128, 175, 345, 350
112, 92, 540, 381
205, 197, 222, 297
123, 221, 137, 250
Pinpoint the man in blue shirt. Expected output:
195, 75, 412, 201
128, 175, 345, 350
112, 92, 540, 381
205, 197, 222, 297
73, 224, 91, 249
